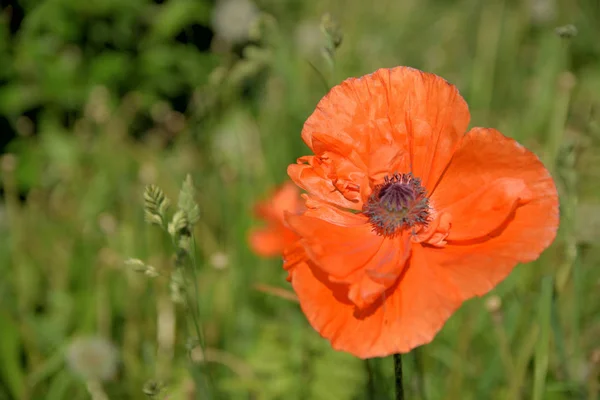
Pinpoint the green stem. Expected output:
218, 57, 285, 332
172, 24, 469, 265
188, 234, 205, 349
170, 231, 212, 398
365, 359, 376, 400
307, 60, 331, 92
394, 353, 404, 400
186, 234, 214, 398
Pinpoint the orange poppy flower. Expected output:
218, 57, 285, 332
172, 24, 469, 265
284, 67, 559, 359
249, 182, 303, 257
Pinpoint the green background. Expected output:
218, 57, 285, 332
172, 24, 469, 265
0, 0, 599, 399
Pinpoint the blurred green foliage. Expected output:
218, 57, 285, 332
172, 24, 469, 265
1, 0, 600, 399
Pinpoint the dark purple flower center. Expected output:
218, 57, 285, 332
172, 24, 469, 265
363, 173, 430, 237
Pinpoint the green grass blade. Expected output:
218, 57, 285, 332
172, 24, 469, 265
533, 276, 554, 400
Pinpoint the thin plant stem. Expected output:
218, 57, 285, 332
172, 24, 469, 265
167, 232, 205, 349
169, 231, 213, 398
394, 353, 404, 400
183, 275, 203, 347
365, 359, 376, 400
187, 233, 215, 397
189, 234, 206, 349
307, 60, 331, 92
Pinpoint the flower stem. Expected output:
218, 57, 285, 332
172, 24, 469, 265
365, 359, 376, 399
394, 353, 404, 400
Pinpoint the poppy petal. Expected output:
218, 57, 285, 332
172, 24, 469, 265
283, 240, 306, 281
413, 243, 519, 301
291, 247, 461, 358
249, 227, 287, 257
288, 156, 365, 210
300, 195, 366, 225
254, 181, 301, 220
287, 203, 412, 309
286, 212, 381, 282
412, 210, 452, 247
300, 67, 470, 191
249, 182, 303, 258
432, 127, 558, 255
444, 177, 534, 241
269, 181, 303, 217
420, 128, 559, 298
347, 234, 411, 309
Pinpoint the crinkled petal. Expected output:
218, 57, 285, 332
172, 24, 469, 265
299, 194, 366, 225
291, 246, 462, 358
414, 128, 559, 299
288, 156, 365, 210
300, 67, 470, 193
432, 127, 559, 259
283, 240, 306, 282
347, 234, 411, 309
412, 210, 452, 247
287, 200, 411, 309
444, 177, 533, 241
286, 212, 381, 282
414, 243, 520, 301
